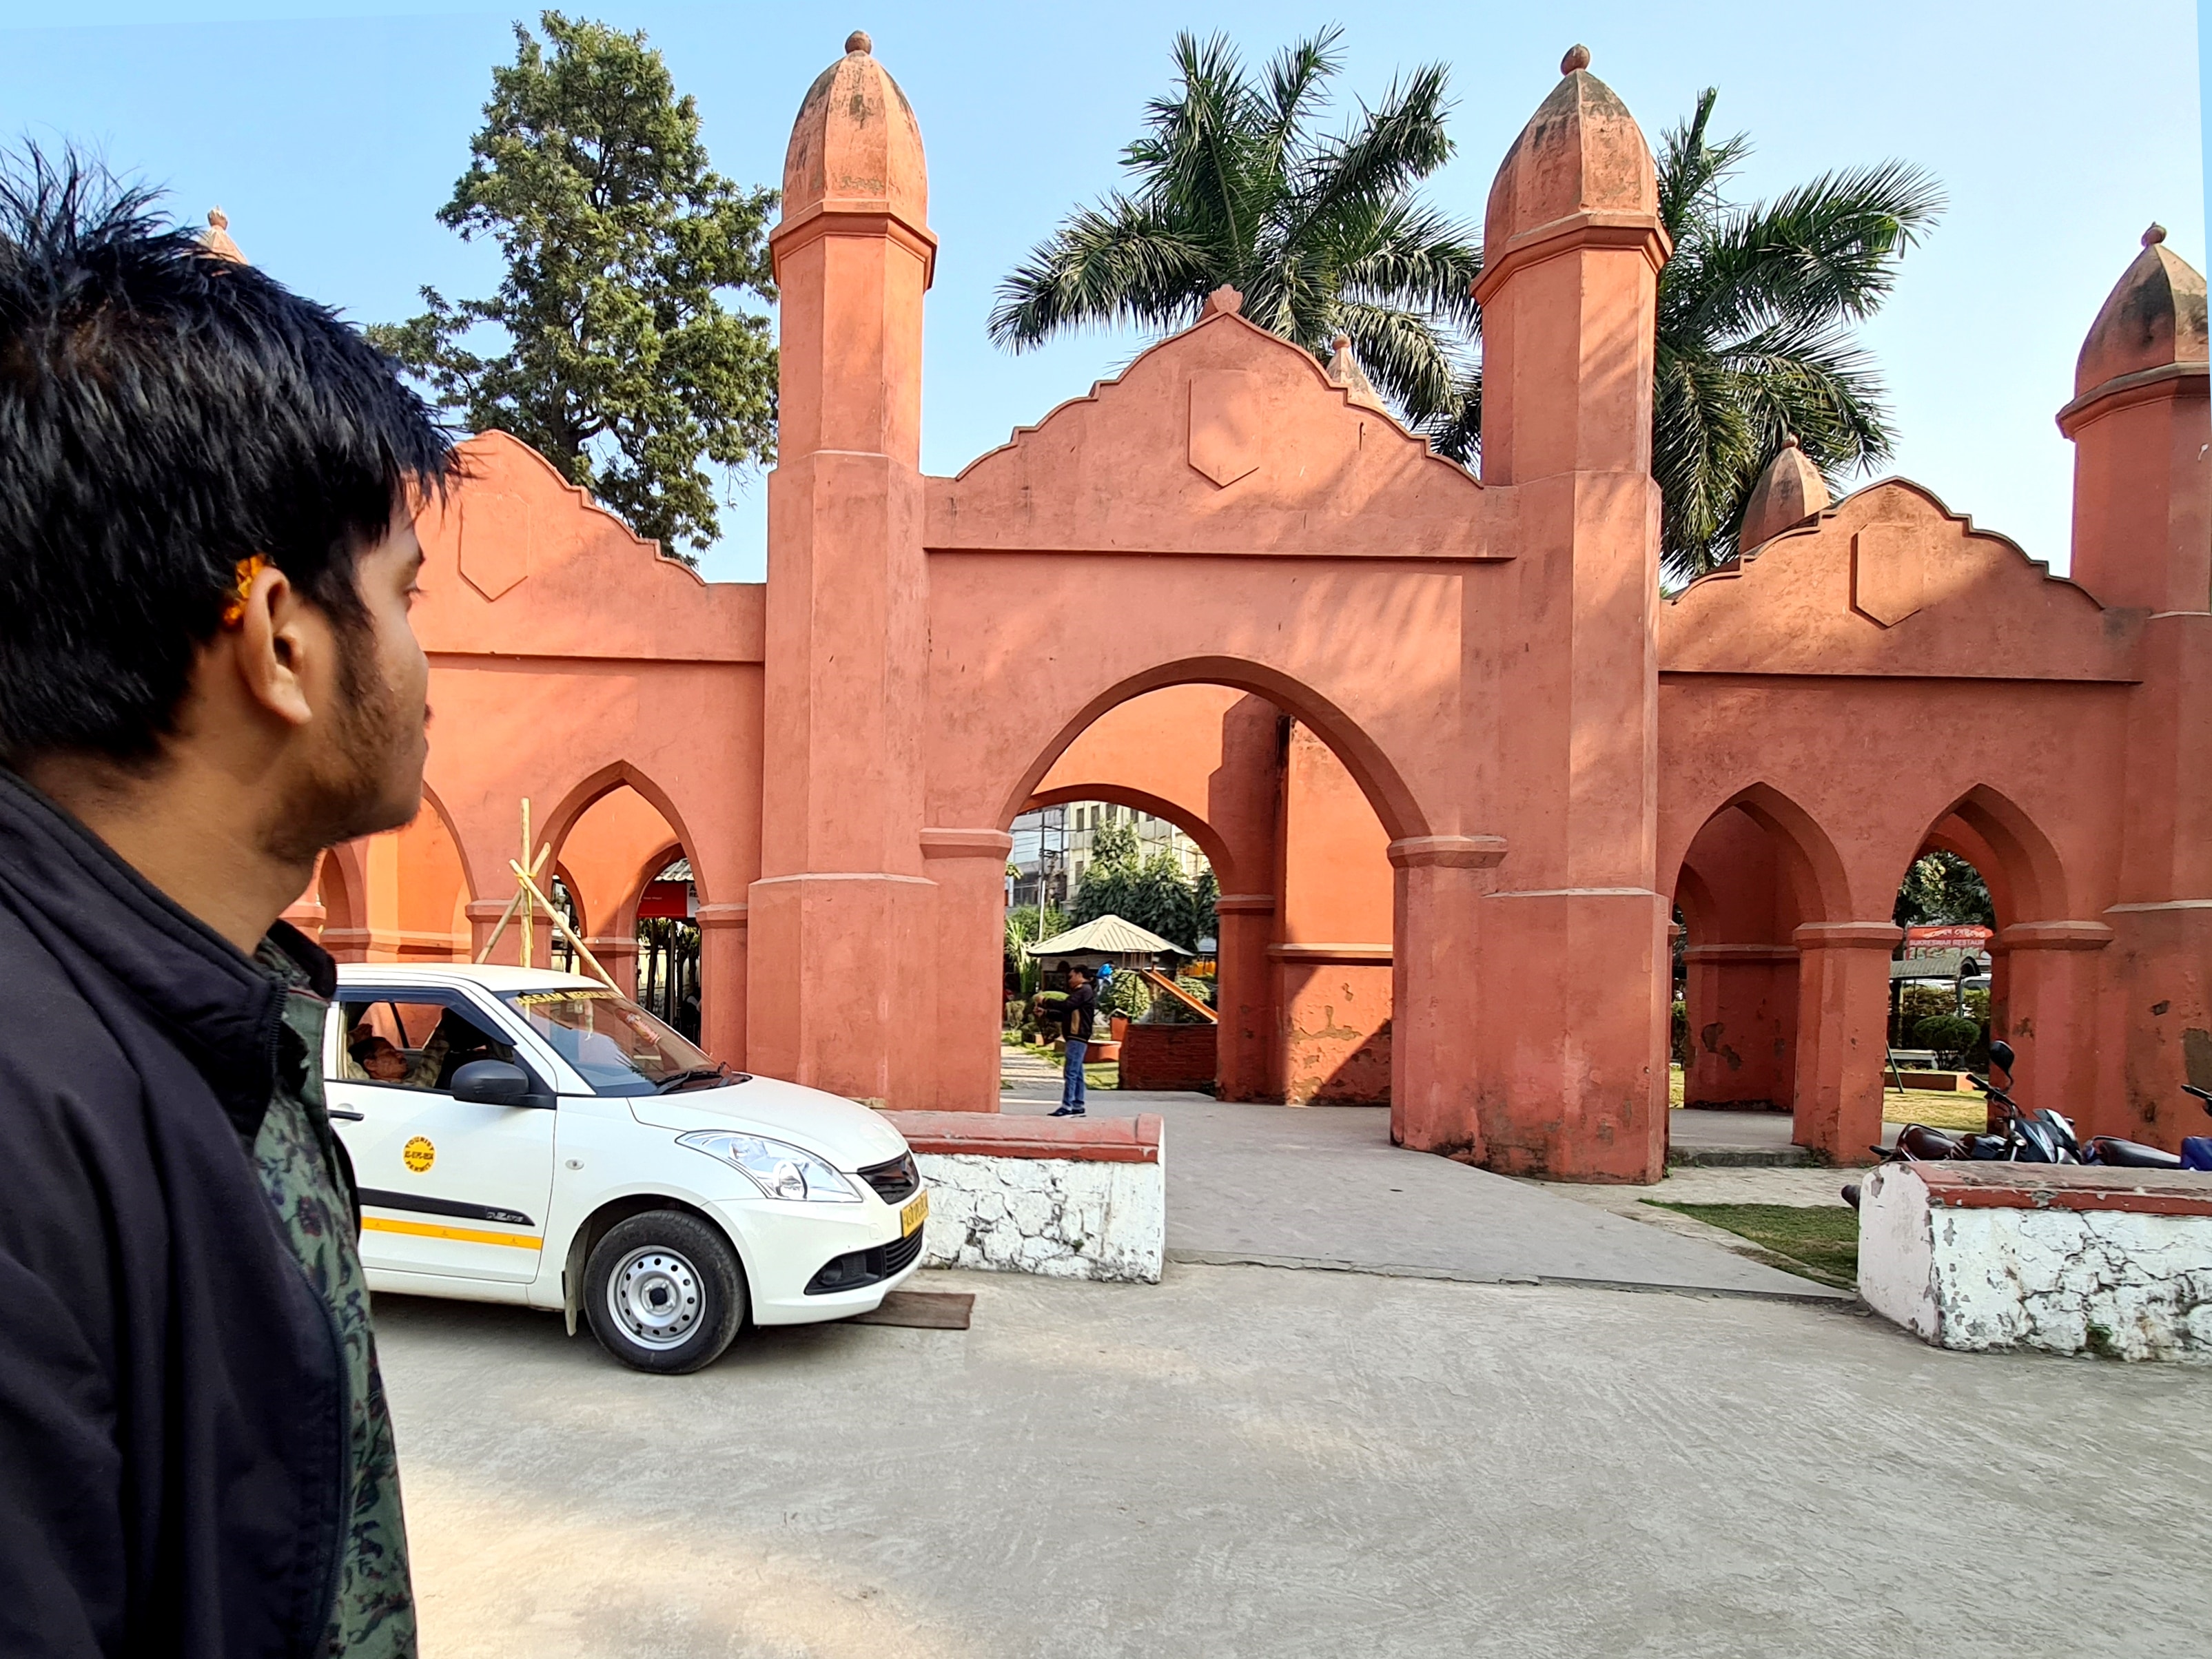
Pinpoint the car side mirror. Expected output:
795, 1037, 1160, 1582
451, 1059, 551, 1109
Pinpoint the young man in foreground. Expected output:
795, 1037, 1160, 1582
0, 158, 451, 1656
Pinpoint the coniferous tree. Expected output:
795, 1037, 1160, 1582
369, 11, 777, 559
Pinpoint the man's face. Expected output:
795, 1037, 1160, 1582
276, 512, 431, 857
361, 1039, 407, 1083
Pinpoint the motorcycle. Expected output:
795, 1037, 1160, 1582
2081, 1082, 2212, 1172
1841, 1040, 2076, 1208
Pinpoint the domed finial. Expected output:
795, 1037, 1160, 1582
208, 207, 228, 230
1332, 333, 1351, 351
1782, 430, 1801, 450
1202, 284, 1244, 318
845, 30, 871, 54
1561, 44, 1591, 74
2144, 223, 2167, 247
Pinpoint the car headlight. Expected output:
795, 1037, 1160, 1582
675, 1131, 862, 1202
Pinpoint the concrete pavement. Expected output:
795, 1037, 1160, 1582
378, 1264, 2212, 1659
1002, 1053, 1843, 1299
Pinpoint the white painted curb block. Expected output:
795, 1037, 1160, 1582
913, 1152, 1165, 1283
1858, 1163, 2212, 1361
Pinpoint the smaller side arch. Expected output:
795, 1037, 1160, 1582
318, 841, 367, 936
539, 761, 711, 905
1702, 781, 1856, 925
1929, 784, 2070, 923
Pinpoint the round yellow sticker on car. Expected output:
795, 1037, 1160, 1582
402, 1135, 436, 1173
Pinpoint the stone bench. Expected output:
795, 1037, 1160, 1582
879, 1111, 1165, 1284
1858, 1162, 2212, 1361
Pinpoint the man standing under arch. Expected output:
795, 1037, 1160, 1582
1054, 965, 1097, 1117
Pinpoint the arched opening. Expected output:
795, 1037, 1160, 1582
1887, 786, 2081, 1120
546, 782, 696, 1011
1670, 783, 1856, 1156
316, 843, 368, 962
633, 853, 702, 1040
994, 679, 1399, 1111
1011, 790, 1223, 1089
356, 786, 472, 962
1672, 801, 1817, 1113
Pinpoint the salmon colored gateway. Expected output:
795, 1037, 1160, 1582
322, 964, 928, 1372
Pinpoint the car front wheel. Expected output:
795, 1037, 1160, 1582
583, 1211, 746, 1374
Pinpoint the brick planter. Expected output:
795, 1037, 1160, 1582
1120, 1023, 1216, 1092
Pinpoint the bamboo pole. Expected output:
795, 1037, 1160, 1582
510, 861, 618, 991
471, 837, 551, 965
518, 798, 535, 969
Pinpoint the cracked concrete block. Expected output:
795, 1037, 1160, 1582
910, 1151, 1164, 1283
1860, 1163, 2212, 1361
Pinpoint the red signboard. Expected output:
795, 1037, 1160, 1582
1903, 923, 1992, 958
636, 880, 692, 921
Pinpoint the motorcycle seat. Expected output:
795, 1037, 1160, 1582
2089, 1136, 2182, 1169
1894, 1124, 1967, 1161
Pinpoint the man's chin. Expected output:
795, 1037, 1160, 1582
349, 777, 428, 842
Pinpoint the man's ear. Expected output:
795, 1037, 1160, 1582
229, 562, 319, 730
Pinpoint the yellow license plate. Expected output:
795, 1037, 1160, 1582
901, 1191, 929, 1235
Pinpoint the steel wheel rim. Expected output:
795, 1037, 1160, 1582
607, 1246, 704, 1350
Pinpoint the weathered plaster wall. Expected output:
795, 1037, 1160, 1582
1859, 1164, 2212, 1361
913, 1153, 1165, 1283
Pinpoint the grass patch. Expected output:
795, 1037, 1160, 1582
1666, 1066, 1987, 1134
1644, 1202, 1858, 1290
1882, 1089, 1987, 1133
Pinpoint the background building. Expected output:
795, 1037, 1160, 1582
1008, 801, 1211, 909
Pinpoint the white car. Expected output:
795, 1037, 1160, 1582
322, 964, 928, 1372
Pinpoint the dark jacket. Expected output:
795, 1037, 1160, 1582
0, 772, 351, 1658
1065, 981, 1096, 1043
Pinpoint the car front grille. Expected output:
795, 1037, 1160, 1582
856, 1152, 920, 1204
804, 1224, 927, 1295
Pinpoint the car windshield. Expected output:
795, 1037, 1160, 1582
502, 988, 725, 1096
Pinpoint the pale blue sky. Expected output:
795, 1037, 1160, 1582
0, 1, 2202, 581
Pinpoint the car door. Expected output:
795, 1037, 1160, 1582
324, 988, 556, 1284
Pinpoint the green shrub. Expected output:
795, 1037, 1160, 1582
1670, 998, 1692, 1067
1898, 985, 1956, 1027
1100, 971, 1151, 1020
1912, 1013, 1980, 1064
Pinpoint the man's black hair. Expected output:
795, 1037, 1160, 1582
0, 147, 452, 765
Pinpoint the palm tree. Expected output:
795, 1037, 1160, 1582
1646, 91, 1943, 586
988, 28, 1482, 429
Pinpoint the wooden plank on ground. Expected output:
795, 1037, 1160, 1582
846, 1290, 974, 1330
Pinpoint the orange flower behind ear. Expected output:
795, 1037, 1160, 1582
218, 554, 269, 627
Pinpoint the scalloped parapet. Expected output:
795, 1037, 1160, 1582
925, 310, 1504, 559
412, 431, 763, 662
1660, 478, 2135, 682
